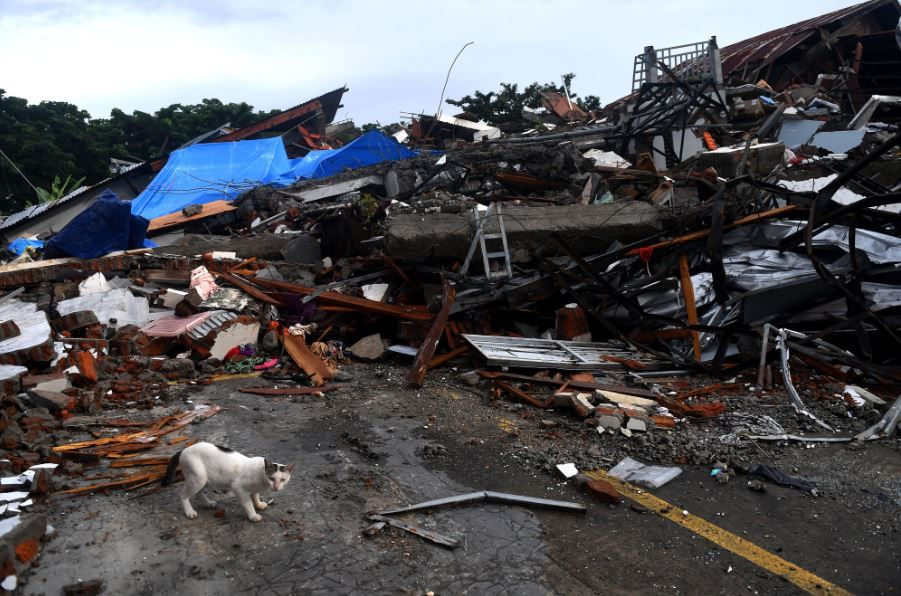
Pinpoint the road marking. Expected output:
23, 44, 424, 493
586, 470, 851, 596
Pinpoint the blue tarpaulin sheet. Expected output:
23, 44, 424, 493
6, 237, 44, 256
288, 131, 418, 179
131, 132, 420, 220
131, 137, 295, 220
46, 190, 150, 259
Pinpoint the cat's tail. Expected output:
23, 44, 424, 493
162, 449, 183, 486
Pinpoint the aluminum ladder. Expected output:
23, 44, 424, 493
460, 202, 512, 281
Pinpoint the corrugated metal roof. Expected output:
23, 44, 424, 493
0, 161, 146, 232
720, 0, 899, 77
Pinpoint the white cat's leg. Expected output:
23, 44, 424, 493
197, 490, 218, 509
180, 479, 204, 519
236, 490, 262, 521
180, 470, 207, 519
252, 493, 268, 510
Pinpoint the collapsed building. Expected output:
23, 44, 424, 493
0, 0, 898, 587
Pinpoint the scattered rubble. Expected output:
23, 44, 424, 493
0, 2, 898, 590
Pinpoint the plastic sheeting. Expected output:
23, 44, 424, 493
5, 237, 43, 256
131, 132, 419, 220
45, 190, 149, 259
131, 138, 295, 220
288, 131, 417, 180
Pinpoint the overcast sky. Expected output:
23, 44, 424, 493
1, 0, 862, 125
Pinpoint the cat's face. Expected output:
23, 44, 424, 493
264, 459, 294, 492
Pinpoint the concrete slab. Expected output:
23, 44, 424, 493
384, 202, 672, 262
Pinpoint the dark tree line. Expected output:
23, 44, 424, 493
0, 89, 277, 213
445, 73, 601, 126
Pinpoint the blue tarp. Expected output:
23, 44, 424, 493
45, 190, 150, 259
6, 237, 44, 256
131, 132, 420, 220
131, 137, 295, 220
288, 131, 418, 179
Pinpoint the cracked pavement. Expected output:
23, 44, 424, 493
21, 363, 900, 595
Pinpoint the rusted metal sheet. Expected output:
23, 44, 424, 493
540, 91, 588, 121
719, 0, 896, 77
407, 279, 455, 387
213, 101, 323, 142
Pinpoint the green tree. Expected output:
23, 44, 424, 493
446, 73, 601, 125
0, 89, 281, 214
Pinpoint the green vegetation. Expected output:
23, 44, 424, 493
0, 89, 278, 213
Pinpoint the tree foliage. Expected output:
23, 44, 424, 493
445, 73, 601, 125
0, 89, 279, 214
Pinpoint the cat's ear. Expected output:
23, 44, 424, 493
286, 464, 295, 473
264, 458, 275, 475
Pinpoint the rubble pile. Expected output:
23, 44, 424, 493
0, 0, 898, 586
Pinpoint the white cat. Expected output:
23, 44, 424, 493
162, 442, 293, 522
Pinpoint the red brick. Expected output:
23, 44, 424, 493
586, 479, 623, 504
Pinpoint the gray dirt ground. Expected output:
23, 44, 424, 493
22, 363, 901, 595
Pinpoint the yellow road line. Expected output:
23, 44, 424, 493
586, 470, 851, 596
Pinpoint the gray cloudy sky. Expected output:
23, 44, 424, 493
0, 0, 860, 125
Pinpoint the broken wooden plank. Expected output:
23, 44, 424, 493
625, 205, 797, 257
282, 332, 332, 386
477, 371, 658, 398
678, 253, 702, 362
408, 279, 456, 387
57, 468, 167, 495
216, 271, 282, 306
251, 277, 434, 321
147, 200, 237, 232
428, 346, 470, 369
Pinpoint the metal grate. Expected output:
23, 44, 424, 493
632, 39, 719, 92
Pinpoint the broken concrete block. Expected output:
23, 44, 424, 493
159, 358, 196, 380
25, 389, 76, 414
0, 300, 54, 367
0, 365, 26, 398
0, 423, 23, 449
594, 406, 625, 430
0, 321, 20, 343
280, 235, 321, 265
53, 310, 101, 334
349, 334, 387, 361
697, 141, 785, 178
626, 417, 649, 432
0, 513, 46, 573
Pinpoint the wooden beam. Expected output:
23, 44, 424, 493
282, 332, 331, 386
678, 253, 702, 362
251, 276, 434, 321
216, 271, 283, 306
626, 205, 797, 257
408, 279, 456, 387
